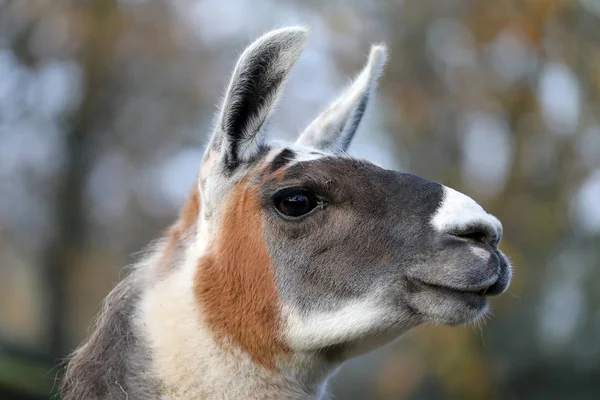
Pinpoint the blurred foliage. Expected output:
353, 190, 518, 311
1, 0, 599, 399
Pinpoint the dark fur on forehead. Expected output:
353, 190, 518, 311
224, 144, 271, 175
269, 148, 297, 173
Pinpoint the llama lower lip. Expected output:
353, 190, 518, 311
412, 278, 495, 297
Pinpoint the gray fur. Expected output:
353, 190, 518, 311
259, 156, 511, 344
60, 263, 159, 399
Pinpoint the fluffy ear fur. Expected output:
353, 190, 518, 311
296, 44, 387, 152
209, 27, 309, 172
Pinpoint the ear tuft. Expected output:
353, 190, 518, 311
367, 44, 388, 80
296, 43, 388, 152
209, 27, 309, 172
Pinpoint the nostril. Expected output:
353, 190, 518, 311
454, 230, 487, 244
449, 224, 498, 246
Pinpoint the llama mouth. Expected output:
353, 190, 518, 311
412, 276, 499, 297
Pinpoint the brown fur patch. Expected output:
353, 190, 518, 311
156, 185, 201, 277
194, 181, 287, 369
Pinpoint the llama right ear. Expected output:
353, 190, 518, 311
206, 27, 309, 173
296, 45, 387, 152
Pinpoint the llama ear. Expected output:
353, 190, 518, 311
296, 44, 387, 152
208, 27, 309, 172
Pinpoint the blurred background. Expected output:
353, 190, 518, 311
1, 0, 599, 399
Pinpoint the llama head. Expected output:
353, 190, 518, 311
194, 27, 512, 367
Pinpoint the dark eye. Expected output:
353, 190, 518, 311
273, 188, 319, 218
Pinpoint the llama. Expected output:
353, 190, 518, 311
62, 27, 512, 399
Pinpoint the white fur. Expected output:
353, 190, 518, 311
282, 294, 396, 351
139, 222, 218, 397
288, 144, 329, 162
431, 186, 503, 238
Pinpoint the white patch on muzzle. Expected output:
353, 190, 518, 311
431, 186, 503, 239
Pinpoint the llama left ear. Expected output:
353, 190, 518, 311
296, 44, 387, 152
208, 27, 309, 172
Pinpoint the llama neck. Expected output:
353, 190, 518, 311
138, 251, 335, 400
61, 261, 162, 400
